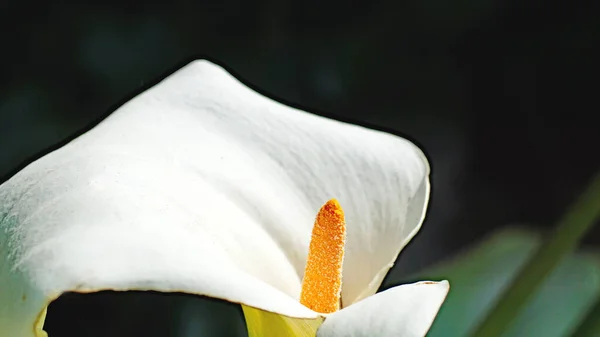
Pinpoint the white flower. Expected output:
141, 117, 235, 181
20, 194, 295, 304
0, 60, 449, 337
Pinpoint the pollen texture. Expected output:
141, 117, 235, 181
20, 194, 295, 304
299, 199, 346, 313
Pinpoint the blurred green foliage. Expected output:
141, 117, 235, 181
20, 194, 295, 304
572, 297, 600, 336
407, 228, 600, 337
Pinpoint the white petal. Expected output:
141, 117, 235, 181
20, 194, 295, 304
0, 60, 429, 335
317, 281, 450, 337
346, 171, 430, 305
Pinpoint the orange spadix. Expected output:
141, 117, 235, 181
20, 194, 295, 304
299, 199, 346, 313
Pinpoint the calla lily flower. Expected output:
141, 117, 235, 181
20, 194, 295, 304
0, 60, 449, 337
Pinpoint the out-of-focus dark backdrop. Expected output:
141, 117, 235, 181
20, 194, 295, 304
1, 1, 598, 336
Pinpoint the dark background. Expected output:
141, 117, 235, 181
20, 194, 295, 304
1, 1, 598, 336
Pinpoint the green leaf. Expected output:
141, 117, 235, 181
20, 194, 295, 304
471, 173, 600, 337
410, 228, 600, 337
571, 296, 600, 336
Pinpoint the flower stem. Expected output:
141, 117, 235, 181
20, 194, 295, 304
471, 172, 600, 337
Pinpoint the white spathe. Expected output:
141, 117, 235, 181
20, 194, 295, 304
0, 60, 448, 337
316, 281, 450, 337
